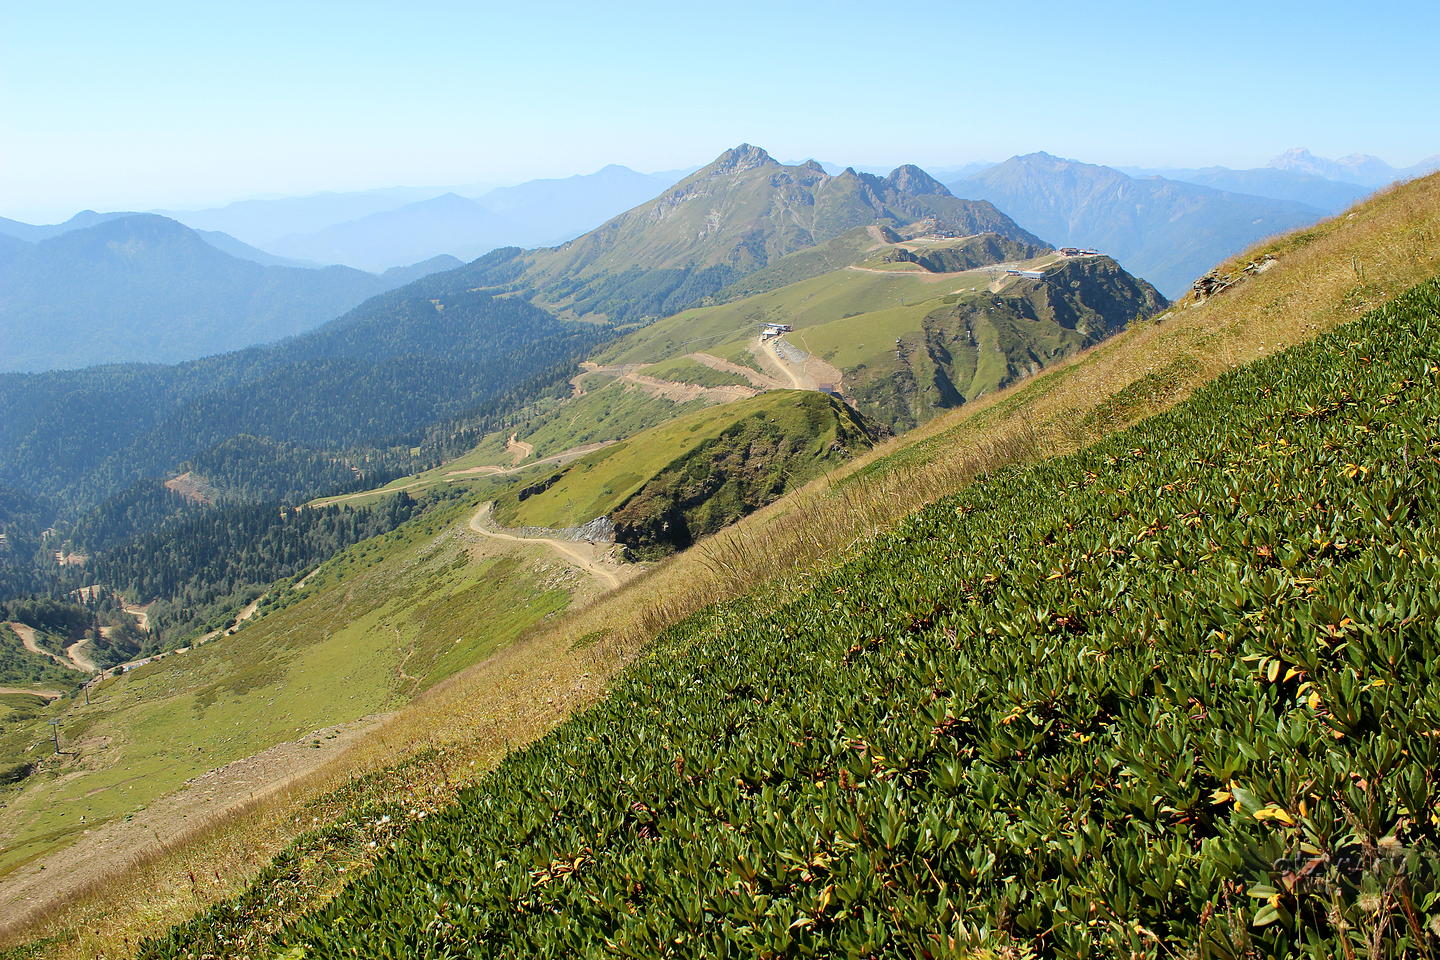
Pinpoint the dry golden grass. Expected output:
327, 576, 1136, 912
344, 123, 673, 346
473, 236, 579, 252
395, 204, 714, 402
7, 172, 1440, 959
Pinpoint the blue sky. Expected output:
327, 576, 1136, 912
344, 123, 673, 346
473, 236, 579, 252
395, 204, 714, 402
3, 0, 1437, 221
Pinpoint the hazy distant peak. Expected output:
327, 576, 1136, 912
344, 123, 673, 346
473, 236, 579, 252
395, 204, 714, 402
799, 159, 826, 174
885, 164, 949, 196
1267, 147, 1397, 186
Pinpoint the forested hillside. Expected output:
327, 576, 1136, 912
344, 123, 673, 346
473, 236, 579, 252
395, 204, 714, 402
0, 288, 603, 513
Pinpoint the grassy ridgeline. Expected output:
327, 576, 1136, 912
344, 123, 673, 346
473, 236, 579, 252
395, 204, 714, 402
158, 278, 1440, 956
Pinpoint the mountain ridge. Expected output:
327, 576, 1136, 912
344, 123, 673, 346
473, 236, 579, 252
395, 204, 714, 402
0, 214, 466, 372
950, 152, 1326, 296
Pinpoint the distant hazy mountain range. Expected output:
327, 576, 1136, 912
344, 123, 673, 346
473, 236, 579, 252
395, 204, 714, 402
163, 165, 686, 273
1118, 165, 1368, 214
0, 214, 461, 372
948, 153, 1333, 298
1264, 147, 1440, 188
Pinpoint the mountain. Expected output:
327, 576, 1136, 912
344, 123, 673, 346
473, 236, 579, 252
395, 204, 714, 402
496, 390, 880, 558
160, 167, 689, 271
0, 209, 323, 268
5, 165, 1440, 951
1266, 146, 1440, 187
499, 144, 1044, 323
266, 193, 522, 272
0, 215, 459, 372
0, 210, 133, 242
190, 229, 321, 268
228, 167, 690, 273
376, 253, 465, 287
599, 236, 1162, 431
949, 153, 1326, 297
0, 271, 604, 510
473, 164, 684, 244
155, 186, 470, 248
1122, 165, 1368, 213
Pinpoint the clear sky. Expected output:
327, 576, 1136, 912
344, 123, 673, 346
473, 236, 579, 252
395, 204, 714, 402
4, 0, 1437, 221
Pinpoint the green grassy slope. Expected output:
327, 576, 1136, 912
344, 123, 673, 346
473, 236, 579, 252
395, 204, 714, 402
636, 356, 752, 389
599, 252, 1163, 431
495, 391, 876, 540
595, 259, 998, 367
0, 494, 580, 876
247, 278, 1440, 959
517, 379, 711, 459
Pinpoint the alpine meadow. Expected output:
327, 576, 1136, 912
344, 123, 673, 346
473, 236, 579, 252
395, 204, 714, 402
2, 3, 1439, 957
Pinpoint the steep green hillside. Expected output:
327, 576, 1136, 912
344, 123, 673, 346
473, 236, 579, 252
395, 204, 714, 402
496, 391, 878, 553
608, 393, 878, 557
245, 275, 1440, 959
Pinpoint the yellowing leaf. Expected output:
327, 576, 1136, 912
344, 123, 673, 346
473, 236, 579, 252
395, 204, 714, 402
1253, 804, 1296, 825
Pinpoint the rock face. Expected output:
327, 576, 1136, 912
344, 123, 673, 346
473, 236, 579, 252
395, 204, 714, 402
499, 515, 617, 544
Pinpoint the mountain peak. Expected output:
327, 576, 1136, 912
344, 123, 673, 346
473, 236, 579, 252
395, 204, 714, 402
705, 144, 777, 176
886, 164, 950, 197
1269, 147, 1321, 167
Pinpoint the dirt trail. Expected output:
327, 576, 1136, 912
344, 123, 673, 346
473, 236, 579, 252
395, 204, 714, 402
64, 639, 97, 673
506, 434, 535, 464
444, 441, 615, 479
121, 602, 151, 634
569, 360, 642, 397
6, 622, 81, 673
844, 264, 955, 281
0, 687, 62, 701
468, 503, 626, 591
686, 352, 786, 390
618, 370, 757, 405
313, 479, 431, 506
0, 714, 390, 934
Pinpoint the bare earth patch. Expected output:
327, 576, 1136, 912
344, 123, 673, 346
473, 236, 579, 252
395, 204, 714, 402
163, 471, 216, 505
685, 352, 786, 390
0, 713, 390, 934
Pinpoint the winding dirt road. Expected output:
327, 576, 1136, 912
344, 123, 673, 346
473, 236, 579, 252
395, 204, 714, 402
506, 434, 535, 464
64, 639, 97, 673
686, 352, 785, 390
468, 503, 624, 591
0, 686, 62, 701
444, 441, 614, 479
751, 338, 811, 390
6, 622, 81, 673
